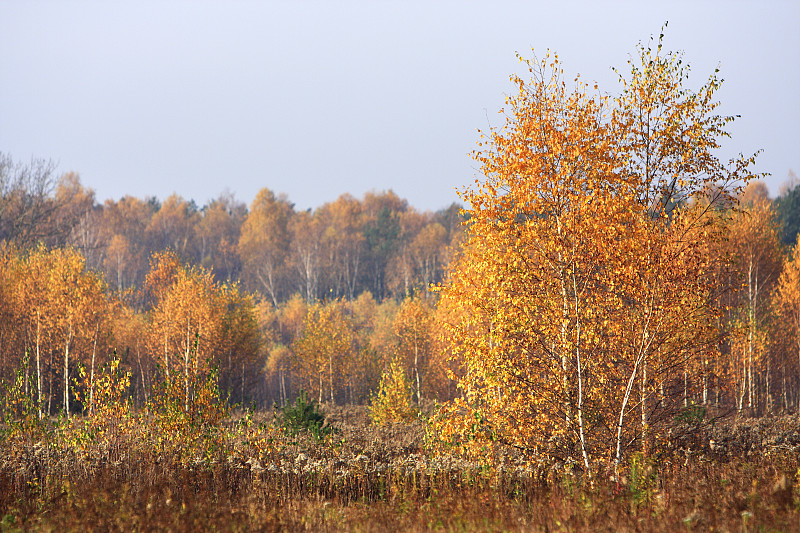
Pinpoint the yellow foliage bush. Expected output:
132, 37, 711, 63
369, 357, 417, 425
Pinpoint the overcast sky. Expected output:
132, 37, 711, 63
1, 1, 798, 212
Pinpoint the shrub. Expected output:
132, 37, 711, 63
276, 390, 333, 441
369, 357, 418, 426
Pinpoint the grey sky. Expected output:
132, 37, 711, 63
1, 1, 798, 212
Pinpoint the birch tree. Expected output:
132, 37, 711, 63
435, 34, 757, 475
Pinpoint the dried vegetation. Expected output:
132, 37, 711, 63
1, 403, 798, 532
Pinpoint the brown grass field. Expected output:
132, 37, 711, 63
1, 406, 798, 532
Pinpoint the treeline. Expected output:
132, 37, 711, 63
79, 185, 461, 305
2, 150, 800, 417
0, 152, 464, 304
0, 152, 461, 412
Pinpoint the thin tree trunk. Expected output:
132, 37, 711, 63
136, 345, 148, 405
89, 325, 98, 415
280, 369, 287, 407
63, 323, 73, 419
570, 266, 590, 477
227, 352, 232, 403
35, 312, 42, 419
164, 330, 169, 379
329, 350, 335, 405
413, 327, 421, 405
641, 354, 647, 454
24, 349, 29, 399
766, 359, 772, 413
684, 366, 688, 408
702, 357, 708, 405
184, 317, 192, 413
47, 347, 54, 416
783, 365, 788, 412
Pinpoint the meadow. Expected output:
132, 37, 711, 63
1, 388, 798, 532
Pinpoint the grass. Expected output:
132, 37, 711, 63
1, 405, 799, 531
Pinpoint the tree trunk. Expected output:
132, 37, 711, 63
89, 325, 98, 415
641, 354, 647, 454
684, 366, 688, 408
702, 356, 707, 405
280, 369, 287, 407
137, 345, 148, 405
63, 323, 73, 418
766, 359, 772, 413
413, 327, 421, 405
47, 347, 54, 416
570, 267, 590, 477
35, 312, 42, 419
184, 317, 191, 413
783, 365, 788, 412
329, 350, 335, 405
164, 330, 169, 379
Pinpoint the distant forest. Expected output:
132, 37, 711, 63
0, 152, 464, 410
0, 153, 465, 303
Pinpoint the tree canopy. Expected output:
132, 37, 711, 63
435, 34, 758, 476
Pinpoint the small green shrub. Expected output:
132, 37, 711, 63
628, 452, 657, 506
675, 403, 706, 426
276, 390, 333, 441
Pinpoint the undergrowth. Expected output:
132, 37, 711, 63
1, 359, 799, 532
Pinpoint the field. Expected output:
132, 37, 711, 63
1, 404, 798, 532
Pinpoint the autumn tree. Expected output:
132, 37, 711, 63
12, 247, 50, 416
368, 298, 401, 366
410, 221, 448, 295
51, 172, 96, 249
146, 194, 199, 258
318, 194, 365, 300
218, 282, 263, 405
95, 195, 158, 294
144, 250, 264, 408
290, 210, 322, 303
291, 300, 353, 404
196, 193, 246, 283
772, 234, 800, 410
369, 356, 417, 425
156, 264, 219, 407
238, 188, 292, 306
104, 234, 136, 293
385, 210, 424, 297
347, 291, 383, 403
393, 295, 435, 404
0, 155, 95, 250
261, 294, 308, 406
436, 35, 756, 475
723, 184, 783, 411
111, 305, 150, 404
13, 246, 111, 417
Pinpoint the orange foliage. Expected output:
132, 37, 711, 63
435, 36, 757, 475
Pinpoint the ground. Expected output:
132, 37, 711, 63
1, 406, 798, 532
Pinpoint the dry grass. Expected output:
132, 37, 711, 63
1, 406, 799, 532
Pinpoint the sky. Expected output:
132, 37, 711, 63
1, 1, 798, 213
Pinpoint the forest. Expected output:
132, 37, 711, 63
1, 36, 799, 531
2, 153, 800, 425
0, 155, 466, 412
